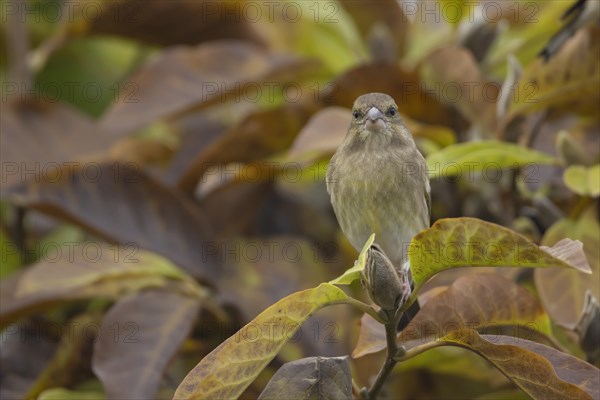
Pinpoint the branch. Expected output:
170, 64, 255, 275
362, 310, 403, 399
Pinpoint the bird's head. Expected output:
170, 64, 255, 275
348, 93, 411, 146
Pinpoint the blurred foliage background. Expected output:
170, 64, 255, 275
1, 0, 599, 399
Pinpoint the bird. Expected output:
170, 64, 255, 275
326, 93, 430, 329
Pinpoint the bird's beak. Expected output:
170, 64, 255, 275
365, 107, 386, 132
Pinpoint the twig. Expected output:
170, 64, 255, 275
334, 298, 386, 324
363, 311, 401, 399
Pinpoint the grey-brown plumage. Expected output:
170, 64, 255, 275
327, 93, 430, 327
327, 93, 430, 275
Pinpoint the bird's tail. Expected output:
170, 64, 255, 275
398, 259, 420, 331
398, 298, 420, 331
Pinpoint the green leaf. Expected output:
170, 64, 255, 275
438, 331, 599, 400
408, 218, 591, 293
173, 283, 348, 400
16, 246, 188, 296
564, 164, 600, 197
36, 36, 149, 117
258, 356, 351, 400
1, 244, 203, 325
329, 233, 374, 285
37, 388, 104, 400
426, 141, 557, 179
271, 1, 365, 74
0, 228, 21, 278
507, 26, 600, 118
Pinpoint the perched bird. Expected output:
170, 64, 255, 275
326, 93, 430, 328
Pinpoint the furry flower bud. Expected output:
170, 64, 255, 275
362, 244, 411, 311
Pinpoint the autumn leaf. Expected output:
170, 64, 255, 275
173, 283, 348, 400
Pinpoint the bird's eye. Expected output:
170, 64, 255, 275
387, 107, 397, 117
353, 111, 361, 120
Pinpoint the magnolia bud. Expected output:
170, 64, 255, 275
362, 244, 411, 311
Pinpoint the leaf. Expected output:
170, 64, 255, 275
564, 164, 600, 197
99, 41, 310, 136
401, 274, 552, 340
286, 107, 456, 164
408, 217, 591, 293
4, 162, 214, 279
173, 283, 348, 400
88, 0, 263, 47
216, 237, 330, 322
0, 227, 21, 278
535, 206, 600, 328
163, 103, 250, 184
340, 0, 408, 57
16, 247, 188, 297
353, 274, 552, 358
439, 331, 599, 400
256, 1, 363, 74
426, 141, 558, 179
35, 36, 148, 117
38, 388, 104, 400
0, 316, 60, 399
323, 63, 459, 127
0, 244, 201, 325
287, 107, 351, 164
258, 356, 351, 400
329, 233, 374, 285
92, 289, 201, 400
0, 101, 111, 190
25, 313, 103, 399
421, 46, 499, 133
177, 103, 316, 194
351, 312, 386, 359
486, 2, 571, 76
508, 26, 600, 118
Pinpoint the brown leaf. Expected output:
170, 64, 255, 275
99, 41, 311, 136
0, 101, 112, 190
177, 103, 316, 194
353, 274, 552, 358
535, 206, 600, 328
287, 106, 455, 165
162, 102, 258, 184
258, 356, 351, 400
92, 289, 200, 400
0, 319, 59, 399
88, 1, 264, 47
323, 63, 460, 127
351, 313, 386, 359
216, 236, 330, 321
287, 107, 351, 163
340, 0, 408, 57
4, 163, 214, 279
422, 46, 499, 135
442, 331, 599, 400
